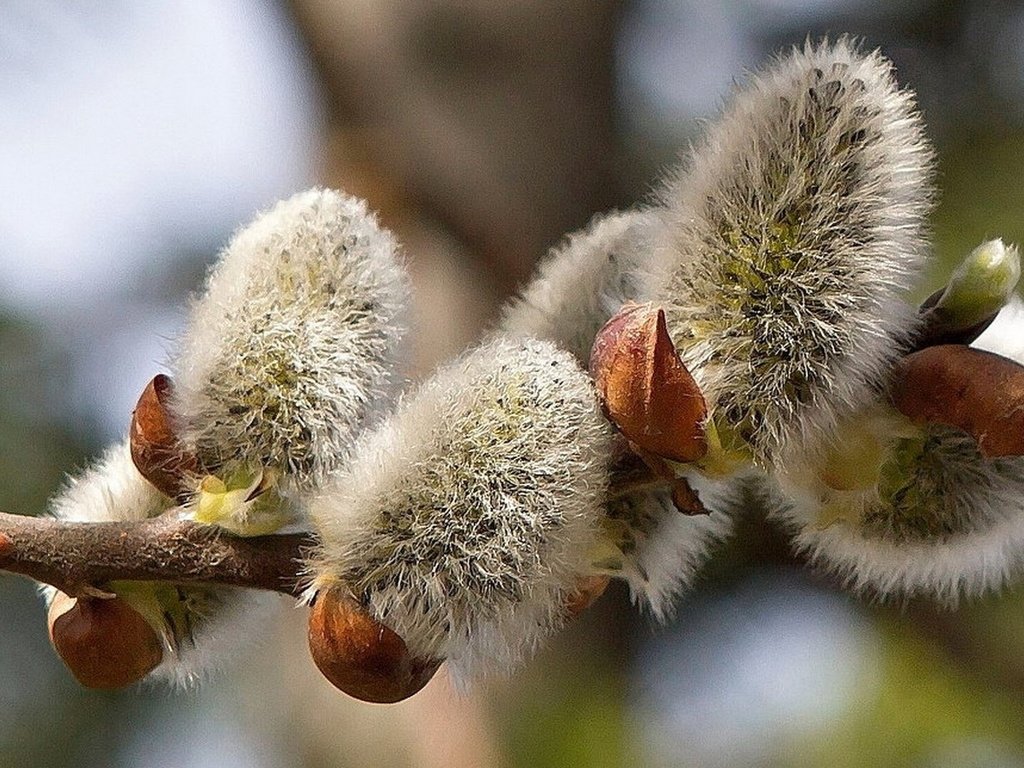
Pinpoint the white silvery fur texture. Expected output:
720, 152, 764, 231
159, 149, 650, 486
48, 441, 167, 525
500, 209, 733, 617
173, 188, 410, 495
43, 441, 280, 687
773, 307, 1024, 601
647, 38, 934, 468
39, 187, 411, 686
309, 337, 615, 681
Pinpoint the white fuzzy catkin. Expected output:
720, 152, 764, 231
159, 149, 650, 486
776, 424, 1024, 602
500, 209, 733, 617
48, 441, 167, 525
309, 337, 614, 681
139, 582, 280, 689
773, 307, 1024, 601
173, 188, 410, 494
43, 188, 410, 686
648, 37, 934, 467
500, 209, 660, 365
42, 441, 279, 687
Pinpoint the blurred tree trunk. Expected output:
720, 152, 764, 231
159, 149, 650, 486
288, 0, 627, 299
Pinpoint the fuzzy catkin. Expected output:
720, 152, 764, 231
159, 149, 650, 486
309, 337, 614, 681
42, 441, 279, 687
648, 37, 934, 468
173, 188, 410, 494
500, 209, 734, 618
42, 187, 409, 687
603, 476, 736, 620
775, 420, 1024, 602
48, 440, 166, 525
773, 300, 1024, 601
154, 188, 408, 678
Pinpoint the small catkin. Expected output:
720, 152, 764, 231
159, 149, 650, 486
308, 337, 614, 681
648, 37, 934, 468
773, 302, 1024, 601
500, 210, 734, 618
173, 188, 410, 494
775, 417, 1024, 602
500, 209, 660, 365
43, 441, 279, 687
49, 440, 167, 525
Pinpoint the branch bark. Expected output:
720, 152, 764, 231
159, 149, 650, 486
0, 448, 680, 599
0, 511, 313, 598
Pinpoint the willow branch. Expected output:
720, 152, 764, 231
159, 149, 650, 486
0, 511, 314, 598
0, 440, 688, 600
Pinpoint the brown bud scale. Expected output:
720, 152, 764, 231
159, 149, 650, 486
891, 344, 1024, 458
308, 588, 440, 704
590, 303, 708, 463
564, 575, 611, 619
670, 478, 708, 516
130, 374, 199, 499
48, 592, 163, 689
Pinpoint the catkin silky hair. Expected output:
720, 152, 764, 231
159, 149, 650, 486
501, 209, 659, 365
649, 38, 934, 467
501, 210, 734, 618
308, 337, 614, 681
42, 442, 280, 687
774, 306, 1024, 601
173, 188, 410, 494
43, 188, 412, 686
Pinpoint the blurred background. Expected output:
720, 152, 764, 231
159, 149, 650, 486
2, 1, 1024, 766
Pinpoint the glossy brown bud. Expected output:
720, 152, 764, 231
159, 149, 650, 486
48, 591, 163, 689
590, 303, 707, 463
130, 374, 199, 499
308, 588, 441, 704
891, 344, 1024, 458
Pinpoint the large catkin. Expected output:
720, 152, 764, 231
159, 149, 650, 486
649, 38, 934, 468
42, 187, 412, 687
309, 337, 614, 681
173, 188, 410, 494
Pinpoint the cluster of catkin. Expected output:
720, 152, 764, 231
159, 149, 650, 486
43, 38, 1024, 700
